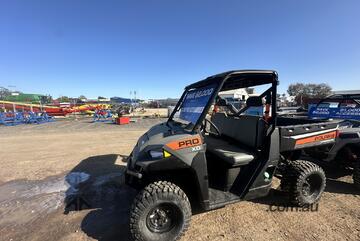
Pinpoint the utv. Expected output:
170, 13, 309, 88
304, 93, 360, 188
125, 70, 340, 241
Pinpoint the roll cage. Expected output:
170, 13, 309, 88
314, 93, 360, 108
168, 70, 279, 131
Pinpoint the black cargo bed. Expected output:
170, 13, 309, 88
277, 117, 340, 152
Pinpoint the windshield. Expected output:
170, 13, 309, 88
170, 84, 216, 126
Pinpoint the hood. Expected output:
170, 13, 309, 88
129, 122, 194, 168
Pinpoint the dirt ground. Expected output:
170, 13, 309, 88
0, 118, 359, 241
130, 108, 168, 118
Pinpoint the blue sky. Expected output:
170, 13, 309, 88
0, 0, 359, 99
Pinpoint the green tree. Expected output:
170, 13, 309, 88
0, 87, 11, 100
57, 96, 70, 102
287, 83, 332, 106
40, 94, 53, 104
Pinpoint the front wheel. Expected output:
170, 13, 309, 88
281, 160, 326, 206
130, 181, 191, 241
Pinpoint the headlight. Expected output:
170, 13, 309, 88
149, 150, 163, 159
148, 150, 172, 159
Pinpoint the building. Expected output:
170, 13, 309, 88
218, 88, 250, 101
278, 95, 296, 107
5, 93, 47, 103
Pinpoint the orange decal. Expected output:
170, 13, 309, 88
166, 136, 202, 150
296, 131, 337, 145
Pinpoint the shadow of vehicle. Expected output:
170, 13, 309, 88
319, 162, 353, 179
63, 154, 136, 241
321, 165, 360, 195
250, 187, 290, 207
324, 178, 360, 195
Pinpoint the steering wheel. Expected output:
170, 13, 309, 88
201, 118, 221, 136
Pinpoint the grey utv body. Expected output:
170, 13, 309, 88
126, 70, 338, 209
126, 70, 341, 241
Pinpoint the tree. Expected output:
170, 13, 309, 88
0, 87, 11, 100
41, 94, 53, 104
310, 83, 332, 98
287, 83, 305, 97
79, 95, 87, 100
57, 96, 70, 102
287, 83, 332, 106
46, 95, 53, 103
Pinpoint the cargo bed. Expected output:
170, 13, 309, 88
277, 117, 340, 152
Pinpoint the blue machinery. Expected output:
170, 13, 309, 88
0, 111, 54, 126
93, 109, 113, 122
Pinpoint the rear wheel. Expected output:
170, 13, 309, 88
281, 160, 326, 206
353, 160, 360, 189
130, 181, 191, 241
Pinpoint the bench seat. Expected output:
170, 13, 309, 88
205, 136, 256, 166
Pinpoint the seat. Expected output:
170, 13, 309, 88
205, 136, 255, 166
210, 112, 266, 149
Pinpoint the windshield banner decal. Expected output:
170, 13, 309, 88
179, 84, 216, 124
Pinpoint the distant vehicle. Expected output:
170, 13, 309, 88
302, 93, 360, 189
308, 93, 360, 120
125, 70, 341, 241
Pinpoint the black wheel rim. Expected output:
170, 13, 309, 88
146, 203, 179, 233
301, 174, 323, 198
